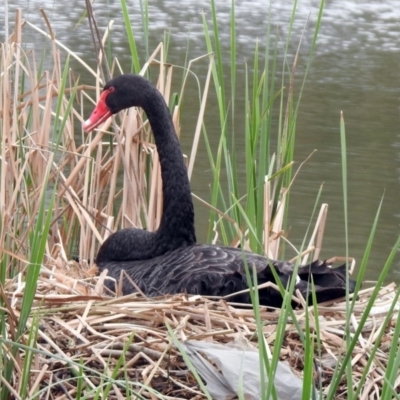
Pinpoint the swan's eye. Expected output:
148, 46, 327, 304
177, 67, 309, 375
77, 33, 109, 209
108, 87, 115, 93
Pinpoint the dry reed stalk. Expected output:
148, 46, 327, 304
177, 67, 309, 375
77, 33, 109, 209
187, 53, 214, 180
302, 203, 328, 264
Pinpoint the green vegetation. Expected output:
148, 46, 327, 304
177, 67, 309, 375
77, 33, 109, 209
0, 1, 399, 399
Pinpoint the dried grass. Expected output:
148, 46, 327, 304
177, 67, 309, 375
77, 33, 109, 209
4, 265, 399, 399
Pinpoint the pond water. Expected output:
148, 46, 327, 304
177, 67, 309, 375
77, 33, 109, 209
5, 0, 400, 282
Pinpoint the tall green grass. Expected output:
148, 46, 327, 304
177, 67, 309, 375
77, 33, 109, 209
199, 3, 324, 397
201, 0, 324, 259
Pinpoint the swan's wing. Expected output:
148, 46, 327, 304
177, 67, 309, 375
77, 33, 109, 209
97, 244, 291, 305
151, 245, 288, 296
98, 245, 355, 307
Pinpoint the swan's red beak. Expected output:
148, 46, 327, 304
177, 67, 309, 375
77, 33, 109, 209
83, 90, 112, 132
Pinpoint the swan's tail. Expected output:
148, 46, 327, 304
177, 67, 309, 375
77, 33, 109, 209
254, 259, 356, 307
296, 260, 356, 304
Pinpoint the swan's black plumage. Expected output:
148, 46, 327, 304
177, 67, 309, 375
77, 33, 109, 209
84, 74, 356, 307
85, 74, 196, 264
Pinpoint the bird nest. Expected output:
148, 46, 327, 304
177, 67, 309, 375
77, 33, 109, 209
3, 259, 399, 400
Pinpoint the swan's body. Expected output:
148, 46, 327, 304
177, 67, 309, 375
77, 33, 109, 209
84, 74, 355, 307
95, 243, 353, 308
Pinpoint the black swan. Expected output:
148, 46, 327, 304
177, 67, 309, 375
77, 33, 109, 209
83, 74, 355, 307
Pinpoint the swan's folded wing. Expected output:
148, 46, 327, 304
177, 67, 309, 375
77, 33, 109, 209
98, 245, 355, 307
98, 244, 290, 305
145, 245, 281, 294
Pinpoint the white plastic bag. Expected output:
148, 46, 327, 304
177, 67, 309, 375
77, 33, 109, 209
180, 338, 308, 400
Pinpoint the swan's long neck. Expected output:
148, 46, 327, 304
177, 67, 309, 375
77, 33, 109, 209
141, 89, 196, 251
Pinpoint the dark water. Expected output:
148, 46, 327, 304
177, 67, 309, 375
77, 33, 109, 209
5, 1, 400, 282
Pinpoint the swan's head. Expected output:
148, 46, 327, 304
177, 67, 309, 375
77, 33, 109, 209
83, 74, 153, 132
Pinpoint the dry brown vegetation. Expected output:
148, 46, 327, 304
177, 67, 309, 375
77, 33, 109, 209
7, 267, 399, 399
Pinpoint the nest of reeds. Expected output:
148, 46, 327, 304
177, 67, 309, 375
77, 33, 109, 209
4, 260, 399, 400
